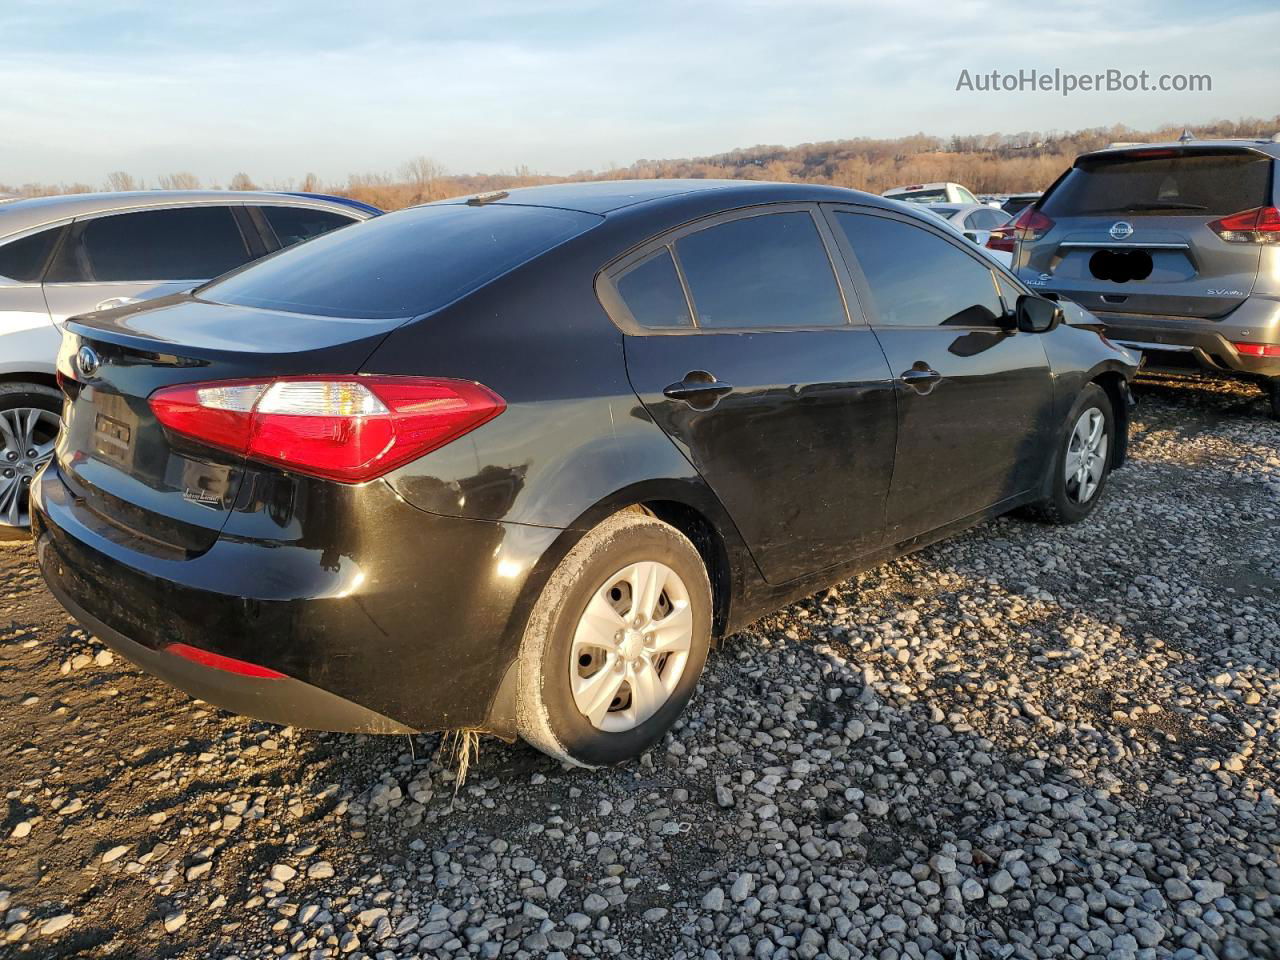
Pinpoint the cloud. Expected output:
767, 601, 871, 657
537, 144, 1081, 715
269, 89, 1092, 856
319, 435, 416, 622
2, 0, 1276, 184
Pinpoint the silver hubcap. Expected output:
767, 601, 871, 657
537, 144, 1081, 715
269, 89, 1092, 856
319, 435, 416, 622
0, 407, 59, 528
1064, 407, 1107, 505
570, 561, 693, 732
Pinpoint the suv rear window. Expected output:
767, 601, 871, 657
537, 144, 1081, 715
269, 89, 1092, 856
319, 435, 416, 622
1041, 150, 1273, 218
203, 204, 601, 319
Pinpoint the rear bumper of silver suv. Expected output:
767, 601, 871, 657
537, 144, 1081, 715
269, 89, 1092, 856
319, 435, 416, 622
1093, 297, 1280, 380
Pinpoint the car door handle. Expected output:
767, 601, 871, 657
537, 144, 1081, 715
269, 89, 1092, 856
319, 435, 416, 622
899, 364, 942, 395
95, 297, 139, 311
662, 372, 734, 409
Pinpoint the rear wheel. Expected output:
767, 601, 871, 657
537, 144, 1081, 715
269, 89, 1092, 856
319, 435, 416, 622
516, 511, 712, 767
1267, 377, 1280, 421
0, 383, 61, 538
1026, 382, 1114, 525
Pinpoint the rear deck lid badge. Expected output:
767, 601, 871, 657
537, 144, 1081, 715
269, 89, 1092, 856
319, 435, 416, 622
1109, 221, 1134, 240
182, 487, 223, 507
76, 346, 100, 379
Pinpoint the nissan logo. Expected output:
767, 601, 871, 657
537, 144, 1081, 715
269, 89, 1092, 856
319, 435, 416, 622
1109, 221, 1134, 240
76, 345, 101, 379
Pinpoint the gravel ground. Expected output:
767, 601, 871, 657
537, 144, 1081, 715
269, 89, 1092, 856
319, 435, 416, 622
2, 377, 1278, 960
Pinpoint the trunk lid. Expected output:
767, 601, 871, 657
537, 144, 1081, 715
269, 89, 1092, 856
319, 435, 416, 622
55, 296, 402, 554
1019, 146, 1272, 320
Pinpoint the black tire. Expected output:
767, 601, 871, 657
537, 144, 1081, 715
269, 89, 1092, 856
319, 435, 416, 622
0, 382, 62, 540
1026, 382, 1115, 525
516, 510, 712, 767
1267, 378, 1280, 421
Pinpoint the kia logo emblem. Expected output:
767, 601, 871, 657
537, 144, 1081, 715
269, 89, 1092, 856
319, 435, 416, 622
76, 345, 101, 379
1109, 221, 1134, 240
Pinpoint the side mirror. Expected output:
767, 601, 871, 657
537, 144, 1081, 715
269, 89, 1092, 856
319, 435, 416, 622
1015, 294, 1064, 333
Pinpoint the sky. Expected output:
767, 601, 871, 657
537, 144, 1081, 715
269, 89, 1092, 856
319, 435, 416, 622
3, 0, 1278, 186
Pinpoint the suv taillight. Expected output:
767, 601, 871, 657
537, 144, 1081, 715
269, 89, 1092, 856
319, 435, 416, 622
1209, 206, 1280, 244
1011, 206, 1055, 243
986, 226, 1016, 253
150, 376, 505, 483
1233, 342, 1280, 358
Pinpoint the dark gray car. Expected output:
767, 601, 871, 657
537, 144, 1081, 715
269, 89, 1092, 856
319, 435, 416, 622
1013, 138, 1280, 417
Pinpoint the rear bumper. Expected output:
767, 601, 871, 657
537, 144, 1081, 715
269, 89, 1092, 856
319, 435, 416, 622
43, 576, 412, 733
1092, 317, 1280, 379
32, 463, 564, 735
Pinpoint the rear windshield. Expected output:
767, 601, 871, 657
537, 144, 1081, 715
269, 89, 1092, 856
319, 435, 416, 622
1041, 150, 1273, 218
888, 189, 946, 204
200, 203, 601, 319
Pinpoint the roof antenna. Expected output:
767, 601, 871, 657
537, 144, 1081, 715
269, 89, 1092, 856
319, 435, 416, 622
467, 190, 509, 206
1177, 128, 1194, 142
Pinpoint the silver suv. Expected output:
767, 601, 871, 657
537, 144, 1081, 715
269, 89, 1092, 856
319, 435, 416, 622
1012, 138, 1280, 417
0, 191, 379, 530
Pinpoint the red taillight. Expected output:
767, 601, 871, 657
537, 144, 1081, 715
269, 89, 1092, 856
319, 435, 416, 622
150, 376, 505, 483
166, 643, 287, 679
1011, 206, 1055, 243
1209, 206, 1280, 244
986, 226, 1016, 253
1233, 341, 1280, 358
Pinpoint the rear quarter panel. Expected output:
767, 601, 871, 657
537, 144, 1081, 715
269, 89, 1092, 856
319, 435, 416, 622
0, 286, 59, 377
362, 214, 766, 634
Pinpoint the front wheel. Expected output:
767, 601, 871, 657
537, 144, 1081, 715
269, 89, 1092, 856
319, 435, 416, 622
0, 383, 62, 537
516, 511, 712, 767
1027, 382, 1115, 525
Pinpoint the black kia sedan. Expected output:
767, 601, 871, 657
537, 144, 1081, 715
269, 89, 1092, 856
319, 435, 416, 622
32, 180, 1136, 766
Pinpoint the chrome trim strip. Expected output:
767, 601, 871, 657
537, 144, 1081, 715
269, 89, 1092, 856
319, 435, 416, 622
1058, 241, 1191, 250
1115, 340, 1197, 353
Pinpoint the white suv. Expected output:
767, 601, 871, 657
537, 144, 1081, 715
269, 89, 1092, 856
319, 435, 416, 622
0, 190, 378, 530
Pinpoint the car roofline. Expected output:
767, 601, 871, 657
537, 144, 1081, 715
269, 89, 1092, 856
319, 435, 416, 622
1077, 140, 1280, 163
455, 179, 912, 218
0, 190, 376, 239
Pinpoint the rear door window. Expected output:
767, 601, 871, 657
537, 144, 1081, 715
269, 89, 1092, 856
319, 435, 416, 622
674, 211, 846, 329
835, 212, 1004, 327
0, 225, 66, 282
260, 206, 357, 249
203, 203, 601, 319
1041, 151, 1273, 217
48, 207, 253, 282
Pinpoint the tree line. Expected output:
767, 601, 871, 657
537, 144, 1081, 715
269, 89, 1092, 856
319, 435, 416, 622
4, 116, 1276, 209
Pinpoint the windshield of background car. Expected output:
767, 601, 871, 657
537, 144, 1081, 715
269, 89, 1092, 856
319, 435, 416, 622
1041, 150, 1272, 218
201, 203, 602, 319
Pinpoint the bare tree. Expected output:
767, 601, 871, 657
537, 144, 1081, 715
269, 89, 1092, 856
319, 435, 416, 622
401, 156, 444, 203
228, 172, 257, 191
300, 172, 321, 193
105, 171, 141, 192
156, 171, 201, 190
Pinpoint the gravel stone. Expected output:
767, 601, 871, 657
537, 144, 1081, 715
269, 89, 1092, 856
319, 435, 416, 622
2, 383, 1278, 958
